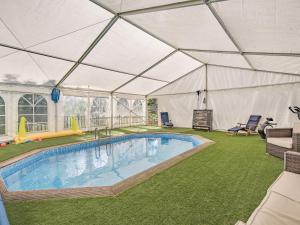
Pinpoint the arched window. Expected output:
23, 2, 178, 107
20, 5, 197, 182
18, 94, 48, 132
132, 99, 143, 116
90, 97, 108, 127
0, 97, 5, 135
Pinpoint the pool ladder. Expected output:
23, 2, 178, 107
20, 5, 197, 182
94, 127, 112, 159
94, 127, 111, 140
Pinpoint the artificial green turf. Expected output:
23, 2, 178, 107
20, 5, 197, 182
3, 128, 282, 225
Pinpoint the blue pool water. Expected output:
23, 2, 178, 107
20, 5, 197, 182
0, 134, 202, 191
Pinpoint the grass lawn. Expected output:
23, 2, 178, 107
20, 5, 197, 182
1, 127, 282, 225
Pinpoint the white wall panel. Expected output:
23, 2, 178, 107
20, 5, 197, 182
156, 93, 204, 128
207, 65, 300, 90
208, 83, 300, 130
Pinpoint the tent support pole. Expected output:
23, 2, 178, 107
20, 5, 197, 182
89, 0, 205, 66
110, 93, 114, 129
205, 64, 208, 110
204, 1, 255, 70
54, 103, 58, 132
146, 64, 205, 96
180, 48, 300, 57
145, 96, 148, 126
111, 50, 177, 93
117, 0, 228, 16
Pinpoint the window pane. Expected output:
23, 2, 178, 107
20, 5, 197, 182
0, 106, 5, 115
33, 123, 48, 132
34, 115, 48, 123
0, 97, 4, 105
34, 106, 47, 114
0, 125, 5, 135
36, 97, 47, 106
18, 97, 31, 106
19, 115, 33, 122
23, 94, 33, 104
0, 116, 5, 125
18, 106, 33, 114
34, 94, 43, 104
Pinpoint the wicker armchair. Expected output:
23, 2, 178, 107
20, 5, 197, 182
266, 122, 300, 159
284, 151, 300, 174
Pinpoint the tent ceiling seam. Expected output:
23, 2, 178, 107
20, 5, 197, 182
0, 43, 140, 77
115, 0, 229, 16
205, 1, 255, 70
110, 50, 177, 94
0, 17, 52, 83
89, 0, 208, 96
119, 0, 205, 16
180, 48, 300, 57
90, 0, 205, 67
150, 92, 196, 97
55, 15, 119, 87
209, 81, 300, 92
25, 18, 113, 50
207, 63, 300, 77
147, 64, 206, 96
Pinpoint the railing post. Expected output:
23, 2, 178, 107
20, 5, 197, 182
110, 93, 113, 129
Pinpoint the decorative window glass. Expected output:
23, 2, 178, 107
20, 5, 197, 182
18, 94, 48, 132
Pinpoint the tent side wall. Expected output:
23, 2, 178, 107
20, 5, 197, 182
150, 65, 300, 129
150, 67, 206, 128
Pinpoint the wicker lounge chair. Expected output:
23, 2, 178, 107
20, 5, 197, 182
160, 112, 173, 128
228, 115, 262, 135
266, 122, 300, 159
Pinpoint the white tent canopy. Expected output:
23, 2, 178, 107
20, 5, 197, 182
0, 0, 299, 133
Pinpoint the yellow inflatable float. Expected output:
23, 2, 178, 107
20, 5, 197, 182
15, 116, 83, 144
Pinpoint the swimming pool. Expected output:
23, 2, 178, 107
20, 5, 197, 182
0, 133, 205, 197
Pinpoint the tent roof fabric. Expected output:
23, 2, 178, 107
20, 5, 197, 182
0, 0, 299, 96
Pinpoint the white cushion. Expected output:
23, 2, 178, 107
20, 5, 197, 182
247, 192, 300, 225
267, 137, 293, 149
270, 171, 300, 202
246, 172, 300, 225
